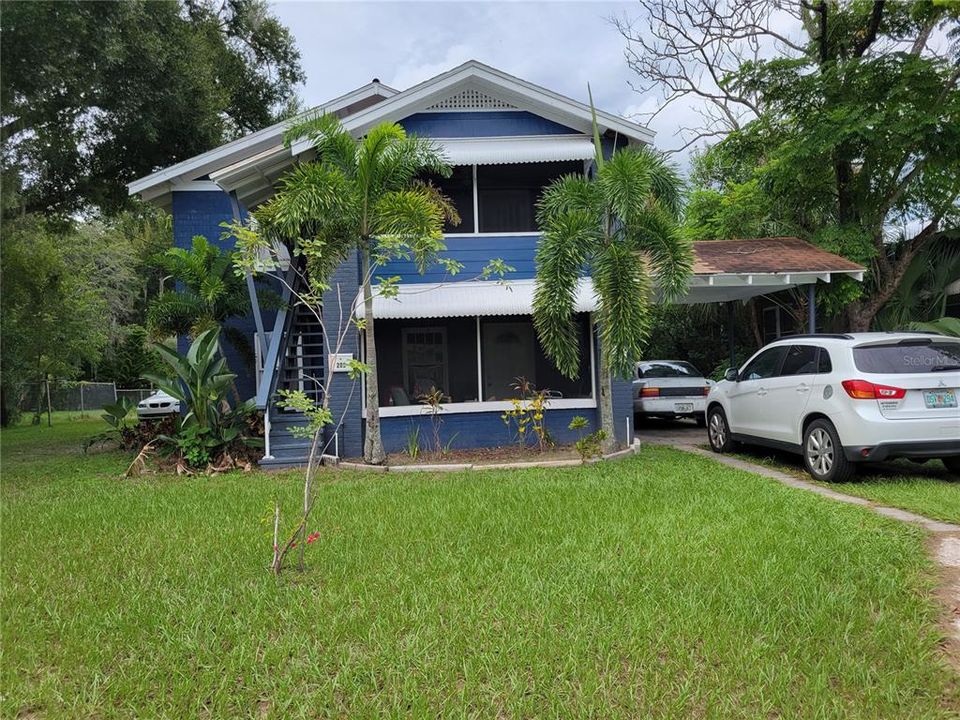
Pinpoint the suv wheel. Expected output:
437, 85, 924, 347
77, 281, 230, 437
707, 408, 737, 453
942, 456, 960, 477
803, 419, 854, 483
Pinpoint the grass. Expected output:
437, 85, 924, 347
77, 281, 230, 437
2, 416, 958, 718
726, 444, 960, 525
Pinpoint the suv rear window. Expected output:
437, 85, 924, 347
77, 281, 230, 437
637, 361, 702, 379
853, 341, 960, 374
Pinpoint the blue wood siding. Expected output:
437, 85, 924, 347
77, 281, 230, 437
399, 111, 579, 138
170, 190, 261, 401
323, 253, 364, 459
378, 234, 541, 283
380, 407, 598, 454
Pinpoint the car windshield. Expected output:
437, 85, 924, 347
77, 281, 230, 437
638, 361, 702, 379
853, 340, 960, 374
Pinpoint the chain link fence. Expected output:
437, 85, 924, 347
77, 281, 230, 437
17, 382, 156, 415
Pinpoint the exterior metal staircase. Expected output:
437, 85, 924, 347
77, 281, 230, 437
258, 293, 327, 469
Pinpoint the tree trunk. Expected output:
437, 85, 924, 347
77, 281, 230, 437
597, 339, 617, 454
361, 250, 386, 465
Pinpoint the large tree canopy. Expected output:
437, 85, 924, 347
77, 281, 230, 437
1, 0, 304, 216
622, 0, 960, 331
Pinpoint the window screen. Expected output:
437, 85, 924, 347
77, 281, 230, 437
476, 161, 581, 233
422, 165, 474, 234
480, 314, 592, 400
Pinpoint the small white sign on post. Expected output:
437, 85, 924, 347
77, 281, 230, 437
330, 353, 354, 373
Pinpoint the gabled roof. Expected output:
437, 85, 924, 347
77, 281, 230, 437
130, 60, 655, 209
127, 80, 398, 208
288, 60, 655, 156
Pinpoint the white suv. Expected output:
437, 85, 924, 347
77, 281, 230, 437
706, 332, 960, 481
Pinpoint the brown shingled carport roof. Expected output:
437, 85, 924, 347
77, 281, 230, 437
692, 237, 864, 275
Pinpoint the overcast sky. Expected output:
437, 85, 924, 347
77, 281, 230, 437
270, 1, 702, 166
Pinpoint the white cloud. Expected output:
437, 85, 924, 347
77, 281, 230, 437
268, 1, 736, 171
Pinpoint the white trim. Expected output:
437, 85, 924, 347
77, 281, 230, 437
172, 180, 223, 192
380, 398, 596, 418
128, 81, 398, 198
443, 231, 541, 238
475, 317, 483, 401
471, 164, 479, 234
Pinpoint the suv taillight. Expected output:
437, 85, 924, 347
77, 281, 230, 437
841, 379, 906, 400
702, 386, 710, 396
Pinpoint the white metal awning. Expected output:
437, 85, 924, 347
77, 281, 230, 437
438, 135, 595, 166
362, 278, 597, 319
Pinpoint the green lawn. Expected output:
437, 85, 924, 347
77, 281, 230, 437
2, 416, 958, 718
727, 445, 960, 525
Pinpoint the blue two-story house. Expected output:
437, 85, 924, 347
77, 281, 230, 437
129, 61, 864, 465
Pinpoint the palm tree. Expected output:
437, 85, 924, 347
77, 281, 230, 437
254, 114, 453, 464
147, 235, 261, 367
534, 117, 691, 452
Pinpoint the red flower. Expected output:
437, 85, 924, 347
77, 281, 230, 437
307, 532, 320, 544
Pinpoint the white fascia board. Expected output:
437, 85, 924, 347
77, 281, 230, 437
290, 60, 655, 156
688, 270, 862, 288
128, 81, 398, 198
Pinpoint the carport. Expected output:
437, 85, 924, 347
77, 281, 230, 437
680, 237, 865, 366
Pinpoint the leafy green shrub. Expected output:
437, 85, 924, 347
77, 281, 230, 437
143, 329, 262, 470
568, 416, 607, 462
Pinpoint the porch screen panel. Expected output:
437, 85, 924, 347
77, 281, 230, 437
375, 318, 479, 406
480, 314, 592, 400
476, 161, 581, 233
421, 166, 474, 234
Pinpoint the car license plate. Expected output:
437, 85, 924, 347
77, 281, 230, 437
923, 389, 957, 409
675, 403, 694, 413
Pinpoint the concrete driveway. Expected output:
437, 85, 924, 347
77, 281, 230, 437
634, 417, 708, 448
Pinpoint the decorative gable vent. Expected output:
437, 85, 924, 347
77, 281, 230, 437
425, 89, 517, 111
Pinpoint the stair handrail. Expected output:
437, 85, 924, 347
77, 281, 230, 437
255, 266, 298, 411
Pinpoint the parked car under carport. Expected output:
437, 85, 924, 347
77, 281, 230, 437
633, 360, 711, 426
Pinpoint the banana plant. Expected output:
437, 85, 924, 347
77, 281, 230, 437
143, 328, 235, 431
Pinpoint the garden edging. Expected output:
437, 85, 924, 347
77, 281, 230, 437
330, 440, 641, 473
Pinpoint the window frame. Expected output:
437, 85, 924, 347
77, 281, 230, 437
434, 162, 586, 237
780, 345, 820, 377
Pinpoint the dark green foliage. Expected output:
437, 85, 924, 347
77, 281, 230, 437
534, 145, 691, 380
147, 235, 276, 370
144, 329, 261, 468
0, 217, 109, 426
682, 1, 960, 330
98, 325, 163, 389
1, 0, 304, 216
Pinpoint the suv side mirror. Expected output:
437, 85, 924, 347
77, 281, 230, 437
724, 368, 739, 382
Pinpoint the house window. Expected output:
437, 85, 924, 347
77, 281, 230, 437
377, 318, 479, 405
422, 165, 474, 234
373, 314, 593, 412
